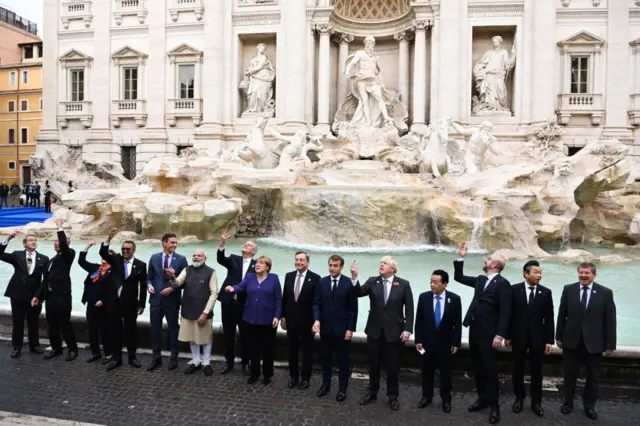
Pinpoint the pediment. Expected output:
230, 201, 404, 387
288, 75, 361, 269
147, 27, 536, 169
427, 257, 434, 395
59, 49, 93, 63
167, 43, 202, 57
557, 30, 605, 47
111, 46, 148, 59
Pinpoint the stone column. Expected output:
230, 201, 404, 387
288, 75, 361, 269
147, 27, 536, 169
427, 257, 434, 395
412, 21, 428, 130
36, 0, 60, 147
281, 0, 308, 131
315, 24, 334, 133
305, 19, 316, 124
529, 0, 556, 122
602, 0, 632, 140
336, 33, 354, 107
394, 30, 411, 107
437, 0, 463, 119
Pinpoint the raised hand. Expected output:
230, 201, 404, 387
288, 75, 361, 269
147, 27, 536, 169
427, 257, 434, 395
106, 228, 118, 242
350, 261, 359, 280
84, 241, 96, 252
6, 230, 18, 241
459, 242, 468, 258
55, 218, 65, 228
219, 229, 231, 247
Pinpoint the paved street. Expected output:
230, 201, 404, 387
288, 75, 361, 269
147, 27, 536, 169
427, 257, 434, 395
0, 344, 639, 426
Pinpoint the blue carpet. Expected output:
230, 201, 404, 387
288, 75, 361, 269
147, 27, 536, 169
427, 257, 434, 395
0, 207, 53, 228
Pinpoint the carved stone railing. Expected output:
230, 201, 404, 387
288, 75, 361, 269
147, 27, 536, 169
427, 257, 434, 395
556, 93, 604, 126
58, 101, 93, 129
168, 0, 204, 22
61, 0, 93, 29
111, 99, 147, 127
113, 0, 147, 25
166, 98, 202, 127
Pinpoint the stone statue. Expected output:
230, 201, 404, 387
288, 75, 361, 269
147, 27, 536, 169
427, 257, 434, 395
449, 121, 501, 174
472, 35, 516, 115
236, 103, 279, 169
266, 126, 325, 171
239, 43, 276, 115
398, 118, 461, 177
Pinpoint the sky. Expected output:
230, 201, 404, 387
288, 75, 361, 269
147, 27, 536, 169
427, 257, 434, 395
0, 0, 43, 36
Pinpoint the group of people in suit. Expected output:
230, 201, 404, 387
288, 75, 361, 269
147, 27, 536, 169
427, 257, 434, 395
2, 228, 617, 423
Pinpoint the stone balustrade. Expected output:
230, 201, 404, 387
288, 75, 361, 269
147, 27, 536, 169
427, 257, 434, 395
60, 0, 93, 29
166, 98, 202, 127
57, 101, 93, 129
110, 99, 147, 127
113, 0, 147, 25
556, 93, 604, 126
169, 0, 203, 22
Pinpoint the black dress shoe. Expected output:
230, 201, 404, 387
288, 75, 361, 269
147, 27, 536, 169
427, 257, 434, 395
129, 358, 141, 368
418, 398, 431, 409
247, 375, 260, 384
336, 390, 347, 402
101, 355, 113, 365
184, 364, 201, 375
147, 358, 162, 371
220, 363, 233, 375
44, 349, 63, 360
29, 346, 44, 354
512, 399, 523, 413
584, 408, 597, 420
489, 408, 500, 424
106, 360, 123, 371
389, 399, 400, 411
317, 384, 330, 397
242, 364, 251, 376
65, 351, 78, 362
168, 358, 178, 371
263, 377, 271, 385
299, 380, 310, 390
532, 404, 544, 417
561, 402, 573, 415
359, 393, 377, 405
288, 377, 299, 389
204, 365, 213, 376
10, 349, 21, 359
468, 401, 489, 412
442, 401, 452, 413
86, 354, 101, 363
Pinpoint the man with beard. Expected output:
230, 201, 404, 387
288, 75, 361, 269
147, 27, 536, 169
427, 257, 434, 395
168, 249, 219, 377
454, 243, 511, 424
217, 229, 256, 376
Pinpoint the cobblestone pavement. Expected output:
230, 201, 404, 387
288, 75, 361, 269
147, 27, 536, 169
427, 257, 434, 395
0, 344, 639, 426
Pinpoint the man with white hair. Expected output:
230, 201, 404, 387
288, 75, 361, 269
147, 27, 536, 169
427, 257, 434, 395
168, 249, 219, 376
351, 256, 414, 411
454, 243, 512, 425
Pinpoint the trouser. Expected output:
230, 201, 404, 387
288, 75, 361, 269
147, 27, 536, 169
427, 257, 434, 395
320, 333, 351, 391
86, 303, 111, 357
287, 326, 314, 381
109, 301, 139, 361
563, 338, 602, 410
44, 196, 51, 213
512, 336, 545, 405
422, 345, 453, 401
248, 324, 276, 378
189, 342, 213, 366
10, 297, 42, 350
150, 304, 179, 360
221, 301, 250, 366
469, 328, 500, 408
367, 336, 402, 399
45, 293, 78, 352
0, 196, 7, 207
9, 194, 19, 206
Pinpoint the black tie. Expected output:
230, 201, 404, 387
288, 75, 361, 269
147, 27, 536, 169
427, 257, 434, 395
581, 286, 589, 310
528, 287, 535, 306
332, 279, 338, 299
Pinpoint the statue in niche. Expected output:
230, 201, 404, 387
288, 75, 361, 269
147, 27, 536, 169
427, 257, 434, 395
266, 126, 326, 171
449, 120, 502, 174
239, 43, 276, 115
472, 35, 516, 115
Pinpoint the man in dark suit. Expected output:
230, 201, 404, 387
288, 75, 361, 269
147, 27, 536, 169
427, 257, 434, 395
281, 251, 320, 389
415, 270, 462, 413
505, 260, 554, 417
217, 229, 256, 376
454, 242, 511, 424
556, 262, 616, 421
34, 219, 78, 361
313, 255, 358, 402
1, 230, 49, 358
100, 229, 148, 371
351, 256, 414, 411
146, 233, 188, 371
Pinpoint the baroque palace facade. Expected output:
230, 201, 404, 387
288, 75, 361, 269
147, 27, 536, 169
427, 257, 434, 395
38, 0, 640, 177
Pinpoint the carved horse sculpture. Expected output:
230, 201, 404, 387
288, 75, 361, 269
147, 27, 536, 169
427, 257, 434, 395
399, 118, 461, 177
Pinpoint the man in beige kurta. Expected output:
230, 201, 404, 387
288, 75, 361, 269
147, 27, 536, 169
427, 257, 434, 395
168, 249, 218, 376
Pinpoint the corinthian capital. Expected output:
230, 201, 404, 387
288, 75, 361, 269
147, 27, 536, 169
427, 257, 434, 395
316, 24, 335, 35
334, 32, 355, 44
394, 30, 414, 42
412, 20, 429, 32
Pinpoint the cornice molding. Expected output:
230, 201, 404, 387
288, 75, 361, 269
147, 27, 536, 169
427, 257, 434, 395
467, 3, 524, 18
232, 12, 280, 26
110, 26, 149, 37
58, 30, 95, 41
166, 23, 205, 33
556, 9, 607, 21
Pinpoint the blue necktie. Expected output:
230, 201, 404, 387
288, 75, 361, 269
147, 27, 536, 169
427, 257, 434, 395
435, 296, 442, 329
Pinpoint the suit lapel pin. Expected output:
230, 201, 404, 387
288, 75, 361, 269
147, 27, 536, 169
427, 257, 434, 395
593, 290, 596, 294
447, 298, 450, 303
538, 290, 541, 294
376, 280, 380, 284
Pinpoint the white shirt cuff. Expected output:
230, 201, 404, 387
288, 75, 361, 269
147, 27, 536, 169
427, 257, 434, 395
456, 257, 464, 262
103, 242, 109, 246
217, 246, 224, 252
57, 228, 64, 232
351, 279, 358, 286
1, 241, 7, 246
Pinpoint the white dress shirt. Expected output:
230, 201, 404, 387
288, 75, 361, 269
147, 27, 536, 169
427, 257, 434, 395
580, 283, 593, 307
242, 258, 251, 278
526, 283, 537, 302
25, 250, 36, 275
485, 273, 499, 290
383, 275, 395, 303
433, 290, 446, 321
294, 269, 308, 290
120, 257, 135, 298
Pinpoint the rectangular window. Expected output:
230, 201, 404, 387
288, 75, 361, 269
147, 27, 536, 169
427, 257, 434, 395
8, 129, 15, 144
9, 71, 16, 86
123, 67, 138, 100
37, 46, 43, 58
70, 69, 85, 102
22, 70, 28, 84
570, 56, 589, 94
20, 128, 28, 144
178, 64, 195, 99
8, 101, 15, 112
24, 46, 33, 59
20, 100, 28, 111
8, 161, 15, 170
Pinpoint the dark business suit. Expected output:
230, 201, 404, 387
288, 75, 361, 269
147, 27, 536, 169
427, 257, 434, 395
147, 252, 188, 361
282, 269, 320, 381
100, 244, 147, 362
507, 282, 554, 405
354, 275, 414, 399
0, 243, 49, 351
556, 282, 616, 409
453, 260, 512, 408
78, 252, 112, 357
39, 230, 77, 353
313, 274, 358, 391
415, 291, 462, 401
217, 249, 255, 367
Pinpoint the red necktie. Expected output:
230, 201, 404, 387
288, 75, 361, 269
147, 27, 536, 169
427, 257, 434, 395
163, 254, 169, 270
